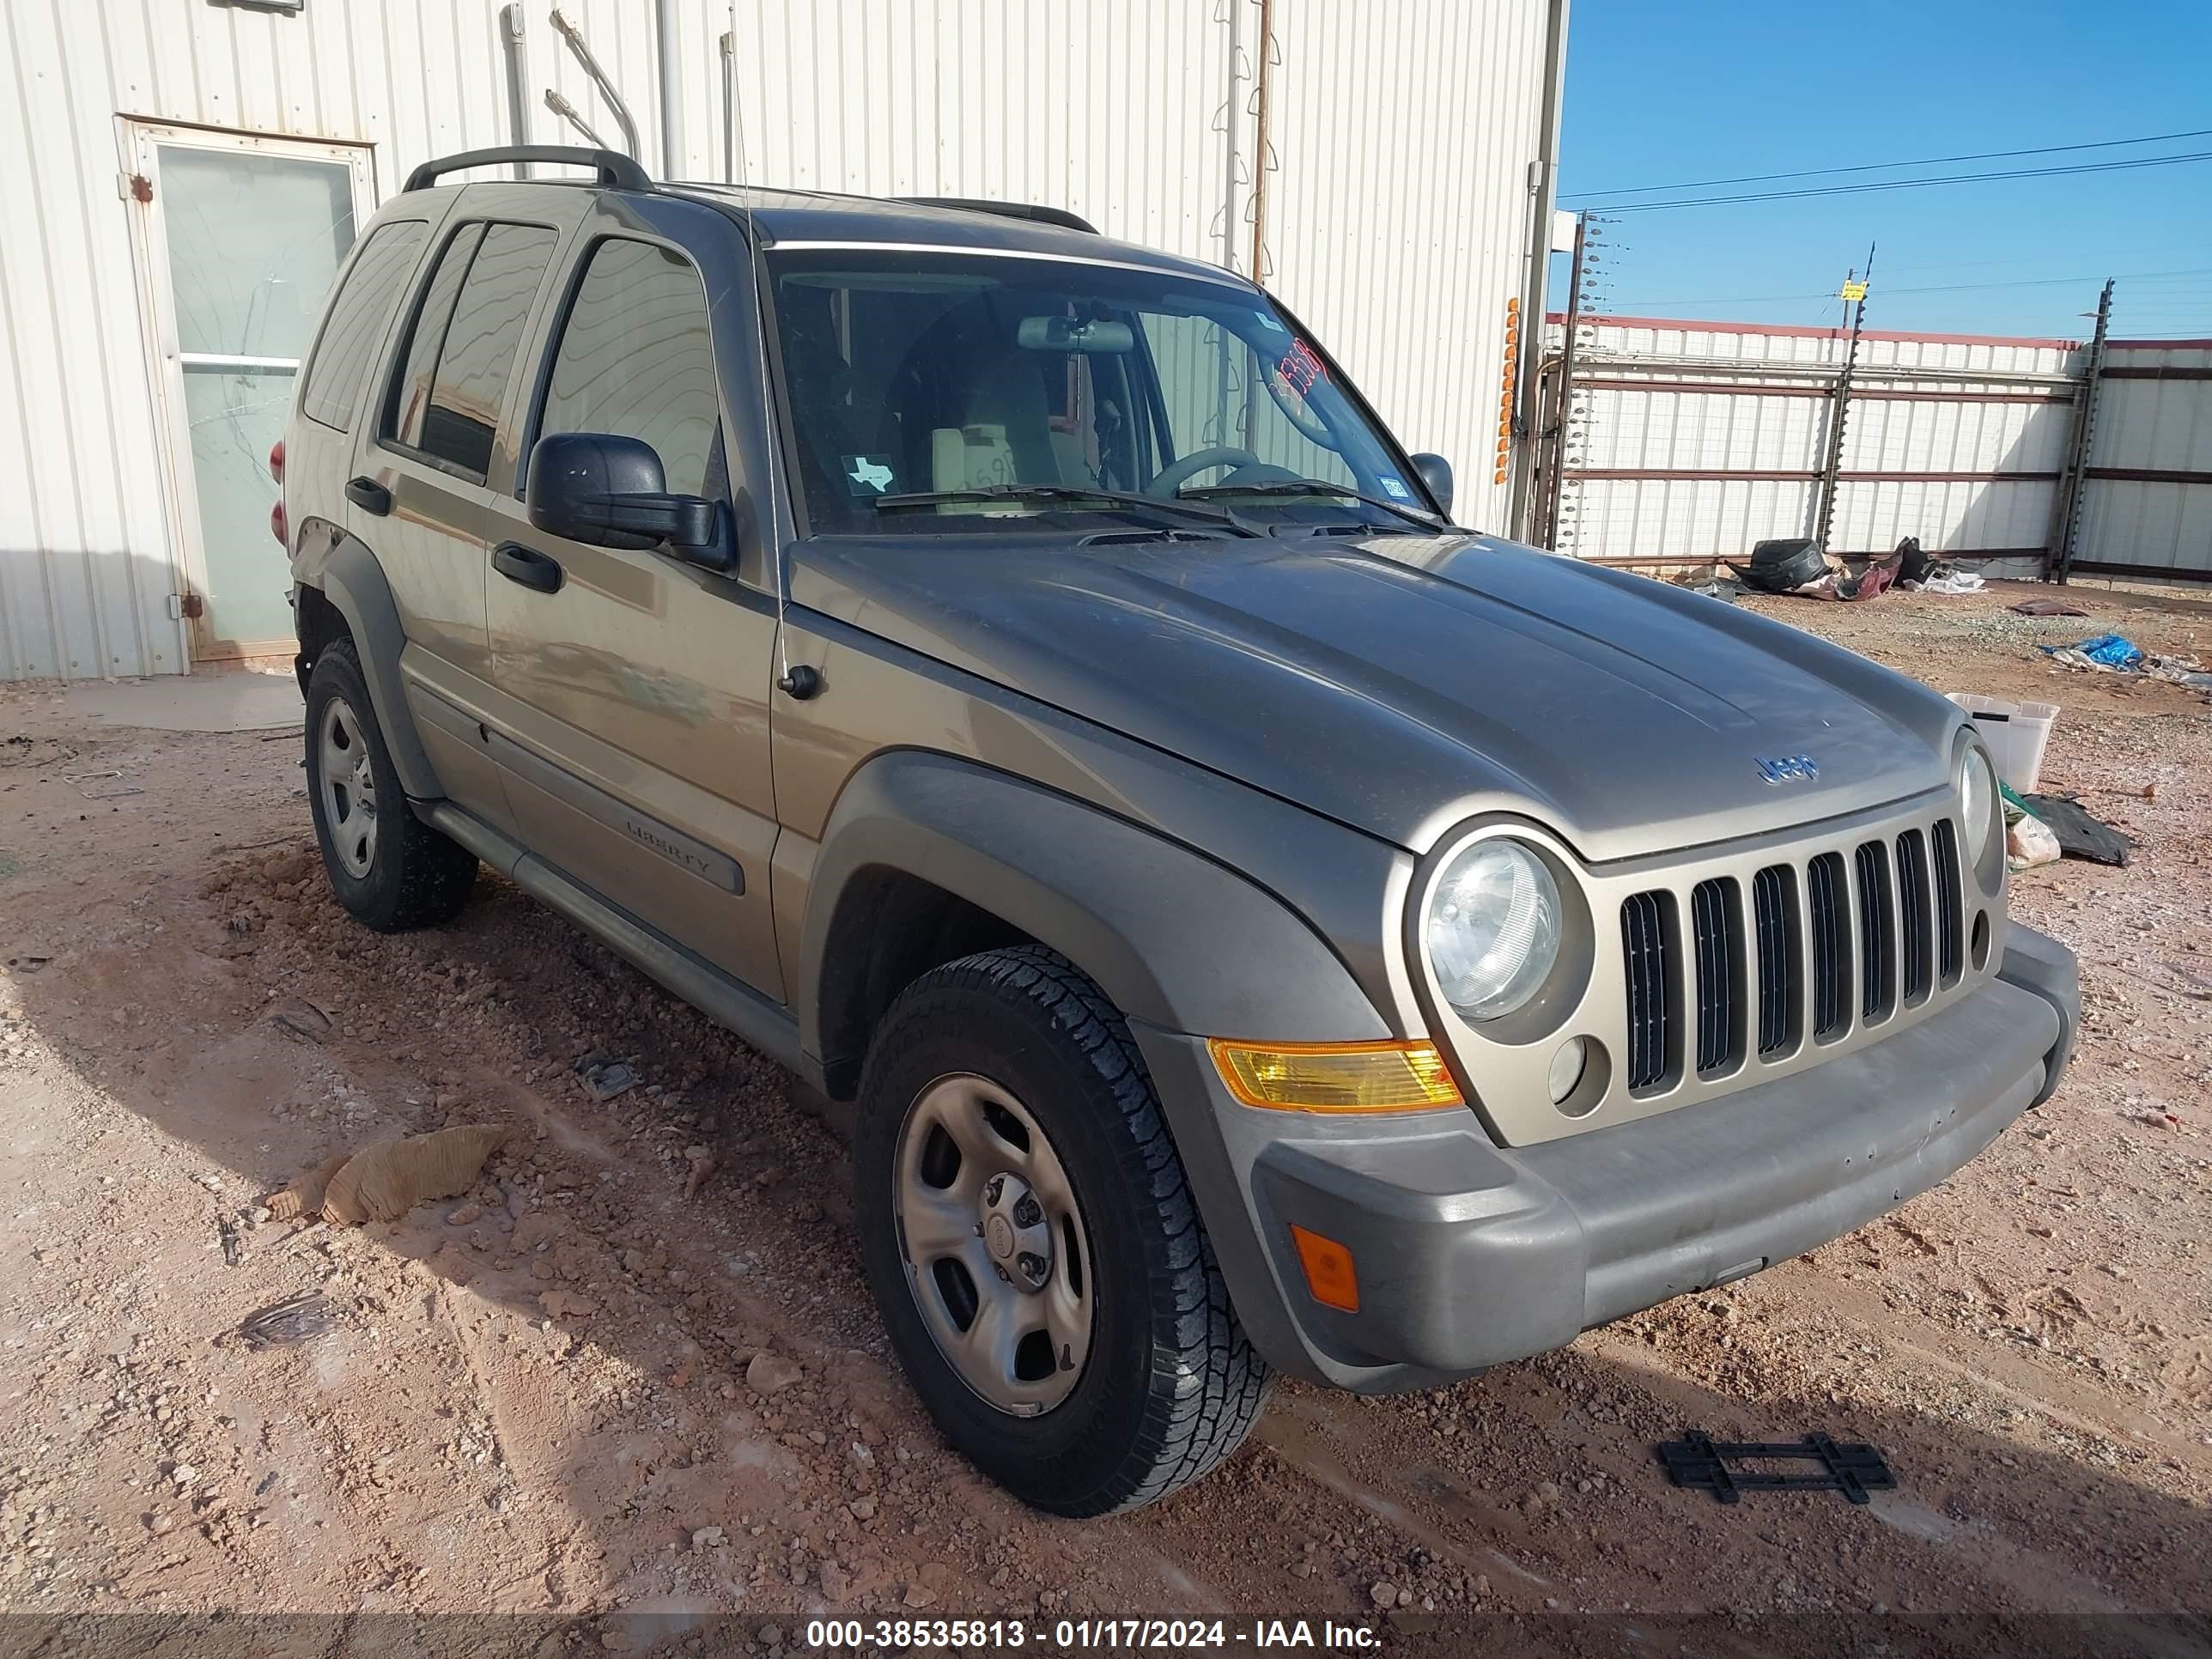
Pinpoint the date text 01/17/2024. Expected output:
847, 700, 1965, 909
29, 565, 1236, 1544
802, 1618, 1385, 1650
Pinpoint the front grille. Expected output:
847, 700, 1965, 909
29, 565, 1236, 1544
1751, 864, 1799, 1056
1896, 829, 1933, 1005
1614, 816, 1971, 1097
1690, 878, 1743, 1077
1932, 818, 1964, 984
1855, 841, 1896, 1023
1808, 852, 1849, 1038
1620, 890, 1675, 1093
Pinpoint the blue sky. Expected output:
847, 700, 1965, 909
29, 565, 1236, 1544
1555, 0, 2212, 341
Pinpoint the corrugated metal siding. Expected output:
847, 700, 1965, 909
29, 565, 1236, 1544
2075, 342, 2212, 579
1266, 0, 1548, 532
4, 0, 1548, 681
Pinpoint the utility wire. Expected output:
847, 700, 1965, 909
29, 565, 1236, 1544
1607, 266, 2212, 309
1583, 149, 2212, 212
1565, 126, 2212, 199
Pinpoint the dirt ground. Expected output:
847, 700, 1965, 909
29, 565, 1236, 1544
1, 576, 2208, 1656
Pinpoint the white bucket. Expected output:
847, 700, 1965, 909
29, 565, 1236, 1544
1947, 694, 2059, 792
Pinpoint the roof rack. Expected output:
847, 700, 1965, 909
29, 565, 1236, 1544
404, 146, 652, 193
897, 197, 1097, 235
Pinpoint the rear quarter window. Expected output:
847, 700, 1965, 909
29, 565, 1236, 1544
299, 221, 428, 432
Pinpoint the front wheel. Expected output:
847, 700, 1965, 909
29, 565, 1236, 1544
854, 946, 1273, 1516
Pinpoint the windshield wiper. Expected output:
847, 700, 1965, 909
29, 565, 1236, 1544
872, 483, 1260, 535
1175, 478, 1447, 532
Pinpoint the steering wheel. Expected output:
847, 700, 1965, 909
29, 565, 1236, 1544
1146, 446, 1282, 497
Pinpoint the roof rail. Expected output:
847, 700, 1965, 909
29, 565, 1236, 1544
404, 146, 652, 193
897, 197, 1097, 235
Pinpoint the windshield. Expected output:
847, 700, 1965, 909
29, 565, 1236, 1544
766, 248, 1434, 537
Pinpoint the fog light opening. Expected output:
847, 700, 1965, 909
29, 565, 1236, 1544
1547, 1036, 1587, 1104
1549, 1036, 1609, 1119
1971, 910, 1990, 971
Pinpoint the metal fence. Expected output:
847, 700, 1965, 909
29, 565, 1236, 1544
1534, 317, 2212, 585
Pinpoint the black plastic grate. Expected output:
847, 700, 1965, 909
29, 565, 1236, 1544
1896, 830, 1933, 1005
1855, 841, 1896, 1022
1691, 878, 1742, 1077
1621, 890, 1674, 1093
1931, 819, 1964, 984
1751, 864, 1799, 1057
1807, 852, 1849, 1039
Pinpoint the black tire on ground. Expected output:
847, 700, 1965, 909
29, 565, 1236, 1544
303, 636, 477, 933
854, 945, 1273, 1516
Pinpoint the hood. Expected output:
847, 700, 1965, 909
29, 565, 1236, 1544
792, 532, 1964, 860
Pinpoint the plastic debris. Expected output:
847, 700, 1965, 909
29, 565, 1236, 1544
2002, 781, 2061, 872
2021, 793, 2134, 867
2045, 633, 2145, 672
1658, 1431, 1895, 1505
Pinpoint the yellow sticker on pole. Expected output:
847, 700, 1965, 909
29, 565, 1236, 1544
1841, 280, 1868, 301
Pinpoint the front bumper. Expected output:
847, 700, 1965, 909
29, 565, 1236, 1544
1134, 923, 2079, 1391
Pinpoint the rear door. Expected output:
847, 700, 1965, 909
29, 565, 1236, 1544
348, 191, 577, 831
481, 194, 785, 999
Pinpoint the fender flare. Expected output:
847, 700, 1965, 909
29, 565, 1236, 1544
311, 535, 443, 800
799, 750, 1389, 1067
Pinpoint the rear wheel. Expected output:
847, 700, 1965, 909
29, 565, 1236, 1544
854, 945, 1272, 1516
303, 637, 477, 932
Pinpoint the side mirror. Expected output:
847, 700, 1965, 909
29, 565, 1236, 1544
1409, 453, 1455, 519
527, 431, 732, 571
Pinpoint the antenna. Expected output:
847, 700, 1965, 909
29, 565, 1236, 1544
726, 22, 816, 700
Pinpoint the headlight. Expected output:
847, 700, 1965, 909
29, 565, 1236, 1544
1960, 745, 1998, 859
1425, 839, 1561, 1019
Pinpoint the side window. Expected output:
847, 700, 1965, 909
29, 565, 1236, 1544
301, 221, 428, 431
386, 223, 484, 456
417, 224, 560, 477
537, 239, 720, 497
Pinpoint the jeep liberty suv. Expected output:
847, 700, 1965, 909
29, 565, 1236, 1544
278, 146, 2081, 1516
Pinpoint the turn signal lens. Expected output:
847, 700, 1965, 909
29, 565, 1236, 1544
1290, 1225, 1359, 1312
1208, 1039, 1462, 1113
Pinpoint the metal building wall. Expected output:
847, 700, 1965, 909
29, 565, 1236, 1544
1543, 316, 2083, 579
2, 0, 1556, 682
2072, 341, 2212, 582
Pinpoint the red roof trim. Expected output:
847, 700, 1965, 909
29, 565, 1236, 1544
1547, 313, 2081, 351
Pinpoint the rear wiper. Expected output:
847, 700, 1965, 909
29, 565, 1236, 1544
1176, 478, 1447, 532
872, 483, 1260, 535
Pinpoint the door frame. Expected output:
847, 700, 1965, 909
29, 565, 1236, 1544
118, 118, 377, 664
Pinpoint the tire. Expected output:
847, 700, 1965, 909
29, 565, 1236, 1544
303, 636, 477, 933
854, 945, 1273, 1516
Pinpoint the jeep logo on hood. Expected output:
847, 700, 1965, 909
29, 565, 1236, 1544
1756, 755, 1820, 785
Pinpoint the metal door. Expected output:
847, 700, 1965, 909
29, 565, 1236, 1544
125, 123, 374, 661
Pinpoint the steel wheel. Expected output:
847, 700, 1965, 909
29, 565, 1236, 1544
893, 1072, 1095, 1417
317, 694, 378, 878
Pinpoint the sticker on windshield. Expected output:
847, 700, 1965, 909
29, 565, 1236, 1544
1377, 475, 1413, 501
1274, 340, 1327, 398
842, 454, 896, 496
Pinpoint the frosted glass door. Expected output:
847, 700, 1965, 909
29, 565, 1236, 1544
146, 137, 363, 655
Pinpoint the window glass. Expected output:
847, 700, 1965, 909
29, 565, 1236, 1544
418, 224, 560, 477
386, 223, 483, 454
767, 250, 1412, 536
301, 220, 427, 430
538, 239, 721, 497
1141, 313, 1355, 489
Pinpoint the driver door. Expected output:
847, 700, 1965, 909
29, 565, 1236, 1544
483, 220, 784, 1000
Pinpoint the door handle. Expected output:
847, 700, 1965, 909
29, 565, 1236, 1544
492, 542, 563, 594
344, 475, 392, 516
